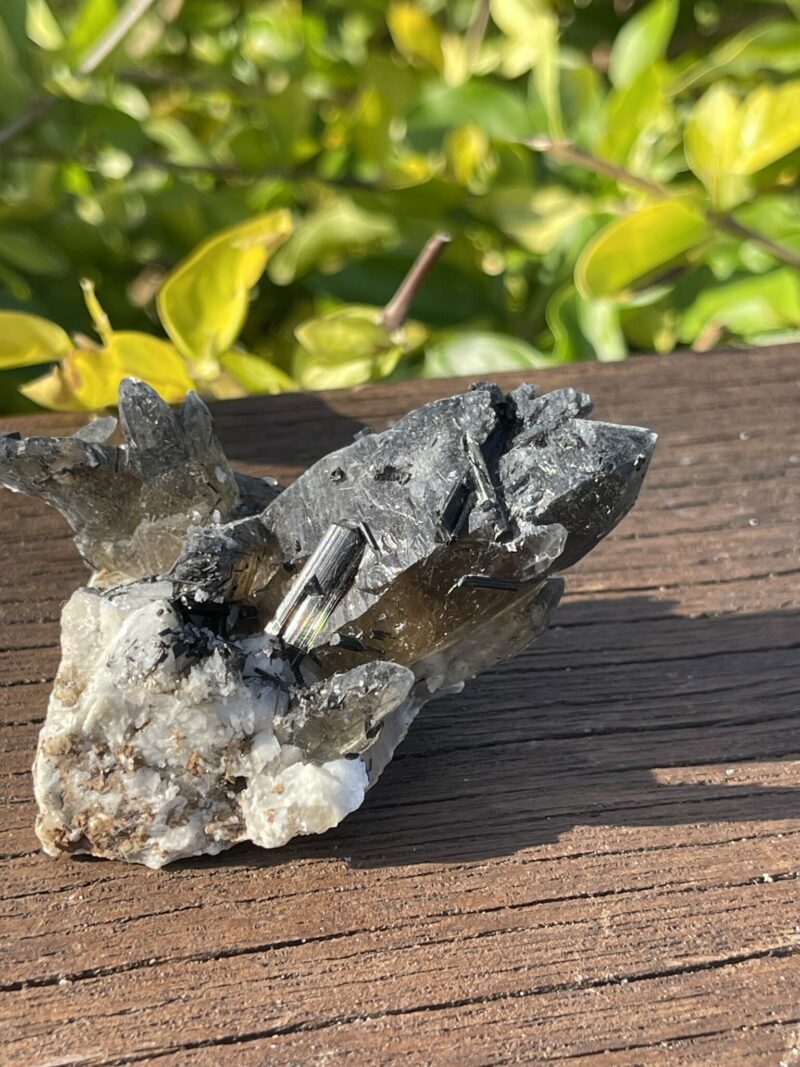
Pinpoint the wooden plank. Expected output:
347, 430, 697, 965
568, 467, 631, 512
1, 346, 799, 1065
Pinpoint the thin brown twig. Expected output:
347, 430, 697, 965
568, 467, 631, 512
380, 233, 452, 332
0, 147, 379, 193
465, 0, 491, 63
528, 136, 800, 271
0, 0, 160, 152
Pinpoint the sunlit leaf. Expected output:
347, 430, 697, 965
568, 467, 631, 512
409, 79, 534, 143
673, 21, 800, 93
609, 0, 678, 89
597, 65, 674, 167
685, 81, 800, 209
144, 117, 210, 167
105, 333, 195, 402
548, 286, 628, 363
26, 0, 64, 52
680, 268, 800, 343
445, 124, 490, 186
530, 7, 562, 140
618, 286, 679, 354
423, 331, 550, 378
0, 312, 71, 369
21, 333, 194, 411
387, 2, 443, 72
66, 0, 117, 64
268, 201, 396, 286
158, 210, 293, 370
486, 185, 593, 255
219, 350, 294, 394
293, 308, 403, 390
576, 200, 710, 299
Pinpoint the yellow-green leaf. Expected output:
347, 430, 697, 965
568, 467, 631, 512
0, 311, 71, 369
680, 268, 800, 343
486, 185, 592, 255
293, 309, 402, 390
20, 364, 78, 411
423, 331, 550, 378
387, 2, 443, 72
21, 333, 193, 411
685, 81, 800, 209
609, 0, 678, 89
268, 201, 397, 286
490, 0, 563, 137
219, 350, 294, 395
597, 65, 673, 167
445, 123, 489, 186
105, 333, 195, 403
576, 200, 710, 299
157, 209, 293, 370
67, 0, 117, 64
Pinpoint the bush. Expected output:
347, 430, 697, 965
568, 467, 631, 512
1, 0, 799, 412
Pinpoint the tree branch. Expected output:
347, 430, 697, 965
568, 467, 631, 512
528, 136, 800, 271
0, 0, 159, 152
380, 233, 451, 332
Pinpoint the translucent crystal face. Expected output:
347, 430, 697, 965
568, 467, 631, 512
0, 379, 656, 867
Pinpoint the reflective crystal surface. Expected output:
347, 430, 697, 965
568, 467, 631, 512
0, 380, 656, 867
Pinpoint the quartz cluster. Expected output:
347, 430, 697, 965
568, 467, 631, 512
0, 379, 655, 867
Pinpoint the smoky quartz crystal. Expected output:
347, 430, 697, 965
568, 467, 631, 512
0, 379, 655, 867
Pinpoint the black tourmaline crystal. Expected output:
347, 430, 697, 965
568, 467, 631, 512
0, 379, 655, 867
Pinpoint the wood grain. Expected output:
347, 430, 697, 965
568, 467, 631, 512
1, 346, 799, 1066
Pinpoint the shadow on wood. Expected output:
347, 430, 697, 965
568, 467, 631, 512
160, 594, 800, 872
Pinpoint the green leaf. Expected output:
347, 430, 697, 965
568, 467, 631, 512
673, 21, 800, 93
486, 185, 592, 255
219, 350, 294, 395
387, 2, 443, 72
0, 230, 69, 275
597, 64, 673, 167
422, 331, 550, 378
685, 81, 800, 209
0, 311, 71, 369
25, 0, 64, 52
0, 4, 32, 109
445, 124, 490, 187
548, 287, 628, 363
293, 308, 402, 390
618, 286, 679, 354
409, 80, 534, 144
576, 200, 710, 299
1, 0, 30, 72
680, 268, 800, 343
609, 0, 677, 89
268, 201, 397, 286
491, 0, 563, 138
66, 0, 115, 61
529, 7, 563, 140
158, 210, 293, 370
144, 117, 210, 167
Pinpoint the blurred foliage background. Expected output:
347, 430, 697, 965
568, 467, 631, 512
1, 0, 800, 412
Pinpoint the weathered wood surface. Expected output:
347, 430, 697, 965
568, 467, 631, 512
1, 347, 798, 1066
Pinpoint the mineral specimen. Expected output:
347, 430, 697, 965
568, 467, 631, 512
0, 379, 655, 867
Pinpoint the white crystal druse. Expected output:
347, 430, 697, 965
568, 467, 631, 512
34, 586, 383, 867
